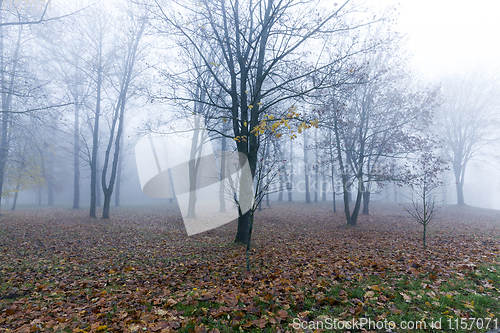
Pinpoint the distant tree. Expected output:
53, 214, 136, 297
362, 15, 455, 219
67, 3, 123, 218
322, 61, 440, 226
0, 10, 62, 211
325, 127, 338, 212
437, 70, 500, 206
0, 21, 23, 211
101, 5, 147, 219
79, 6, 115, 217
0, 0, 88, 27
36, 16, 93, 210
4, 137, 45, 211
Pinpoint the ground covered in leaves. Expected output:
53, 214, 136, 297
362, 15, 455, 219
1, 201, 500, 332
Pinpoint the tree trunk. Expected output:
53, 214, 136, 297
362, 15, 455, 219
186, 115, 202, 219
47, 158, 54, 206
333, 112, 362, 225
234, 148, 257, 244
322, 163, 327, 201
245, 211, 255, 271
96, 160, 101, 207
102, 20, 145, 219
115, 147, 123, 207
11, 183, 20, 211
423, 224, 427, 249
346, 151, 353, 204
114, 132, 125, 207
331, 164, 336, 213
328, 129, 336, 212
89, 62, 102, 218
341, 173, 351, 222
456, 181, 465, 206
304, 132, 310, 204
11, 193, 18, 211
0, 26, 21, 212
219, 123, 228, 212
332, 183, 336, 212
314, 129, 318, 203
102, 190, 112, 219
235, 210, 251, 244
73, 102, 80, 209
48, 182, 54, 206
0, 111, 9, 212
277, 172, 283, 202
288, 139, 293, 202
362, 190, 370, 215
349, 179, 364, 226
37, 186, 42, 205
283, 166, 290, 202
335, 135, 350, 222
453, 162, 466, 206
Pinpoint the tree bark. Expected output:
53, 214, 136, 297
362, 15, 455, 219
235, 210, 251, 244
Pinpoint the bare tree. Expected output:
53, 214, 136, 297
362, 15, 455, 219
68, 4, 120, 218
437, 69, 500, 206
322, 57, 440, 226
404, 152, 446, 249
0, 0, 91, 27
0, 21, 23, 210
152, 0, 382, 244
0, 10, 61, 211
101, 5, 147, 219
36, 14, 94, 209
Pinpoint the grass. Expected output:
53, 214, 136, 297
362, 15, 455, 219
139, 264, 500, 332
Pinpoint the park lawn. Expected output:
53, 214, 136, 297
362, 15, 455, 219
0, 202, 499, 332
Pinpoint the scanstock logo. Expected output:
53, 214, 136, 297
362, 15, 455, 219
135, 115, 253, 235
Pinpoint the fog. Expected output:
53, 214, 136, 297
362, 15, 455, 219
1, 0, 499, 218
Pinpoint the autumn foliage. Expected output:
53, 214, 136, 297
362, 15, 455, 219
0, 202, 499, 332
